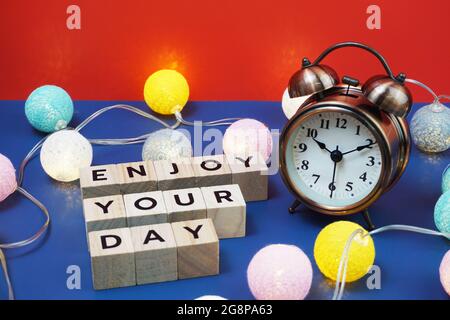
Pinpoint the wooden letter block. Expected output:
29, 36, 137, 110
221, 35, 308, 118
226, 153, 268, 201
130, 223, 178, 285
80, 164, 123, 199
88, 228, 136, 290
153, 158, 196, 190
83, 195, 127, 233
201, 184, 246, 239
118, 161, 157, 194
172, 218, 219, 279
163, 187, 206, 222
124, 191, 168, 227
192, 154, 232, 187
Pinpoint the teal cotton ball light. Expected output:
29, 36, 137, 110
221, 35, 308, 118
25, 85, 74, 133
434, 191, 450, 233
410, 102, 450, 153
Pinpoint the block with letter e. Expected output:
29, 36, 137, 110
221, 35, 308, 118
172, 218, 219, 279
130, 223, 178, 285
88, 228, 136, 290
226, 153, 268, 201
80, 164, 123, 199
201, 184, 246, 239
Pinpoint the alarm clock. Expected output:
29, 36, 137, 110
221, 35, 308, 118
280, 42, 412, 220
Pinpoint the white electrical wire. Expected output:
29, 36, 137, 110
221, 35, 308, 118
333, 224, 450, 300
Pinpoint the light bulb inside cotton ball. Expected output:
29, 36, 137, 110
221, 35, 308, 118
281, 88, 311, 119
314, 221, 375, 283
142, 128, 192, 161
247, 244, 313, 300
195, 295, 227, 300
40, 130, 93, 182
440, 250, 450, 296
442, 165, 450, 194
223, 119, 273, 162
143, 69, 190, 115
25, 85, 74, 133
0, 154, 17, 202
410, 102, 450, 153
434, 191, 450, 234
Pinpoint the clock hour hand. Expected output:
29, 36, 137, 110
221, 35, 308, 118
342, 139, 377, 155
312, 138, 332, 153
329, 145, 339, 199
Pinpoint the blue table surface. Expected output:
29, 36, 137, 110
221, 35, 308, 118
0, 100, 448, 300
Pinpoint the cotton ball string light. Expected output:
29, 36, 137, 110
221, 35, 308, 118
195, 295, 227, 300
281, 88, 311, 119
247, 244, 313, 300
410, 102, 450, 153
442, 165, 450, 194
440, 250, 450, 296
314, 221, 375, 282
142, 128, 192, 161
143, 70, 189, 115
223, 119, 273, 162
434, 191, 450, 233
25, 85, 74, 133
0, 154, 17, 202
40, 130, 93, 182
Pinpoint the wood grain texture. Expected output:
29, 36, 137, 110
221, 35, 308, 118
80, 164, 123, 199
201, 184, 246, 239
124, 191, 168, 227
226, 153, 268, 202
118, 161, 158, 194
153, 158, 196, 190
191, 155, 232, 187
89, 228, 136, 290
172, 218, 219, 279
163, 187, 207, 222
130, 223, 178, 285
83, 195, 127, 233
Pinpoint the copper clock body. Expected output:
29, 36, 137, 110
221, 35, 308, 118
279, 85, 410, 215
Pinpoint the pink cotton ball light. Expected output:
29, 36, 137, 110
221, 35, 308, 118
0, 154, 17, 202
247, 244, 313, 300
440, 250, 450, 296
223, 119, 273, 162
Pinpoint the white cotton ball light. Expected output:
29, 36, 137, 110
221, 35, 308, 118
195, 295, 227, 300
281, 88, 311, 119
142, 129, 192, 161
40, 130, 93, 182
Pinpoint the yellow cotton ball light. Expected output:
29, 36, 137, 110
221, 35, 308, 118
314, 221, 375, 283
40, 130, 93, 182
143, 70, 189, 115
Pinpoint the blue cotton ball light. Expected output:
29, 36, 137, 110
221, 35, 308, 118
435, 191, 450, 233
442, 165, 450, 194
25, 85, 74, 133
410, 102, 450, 153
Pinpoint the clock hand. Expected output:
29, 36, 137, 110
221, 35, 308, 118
342, 139, 377, 155
312, 138, 332, 153
329, 145, 339, 199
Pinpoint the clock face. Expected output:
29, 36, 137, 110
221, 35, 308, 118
285, 109, 383, 208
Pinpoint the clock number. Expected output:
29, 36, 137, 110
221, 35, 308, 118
366, 156, 375, 167
312, 174, 320, 184
359, 172, 367, 182
298, 143, 308, 152
306, 128, 318, 138
336, 118, 347, 129
301, 160, 309, 170
345, 182, 354, 191
356, 125, 361, 135
320, 119, 330, 129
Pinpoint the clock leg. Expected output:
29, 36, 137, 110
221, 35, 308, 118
288, 199, 302, 214
362, 208, 376, 231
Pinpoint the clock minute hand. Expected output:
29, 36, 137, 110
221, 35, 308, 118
312, 138, 332, 153
342, 140, 377, 155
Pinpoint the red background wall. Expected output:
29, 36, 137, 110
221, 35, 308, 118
0, 0, 448, 102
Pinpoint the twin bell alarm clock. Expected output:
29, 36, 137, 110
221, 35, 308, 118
279, 42, 412, 224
